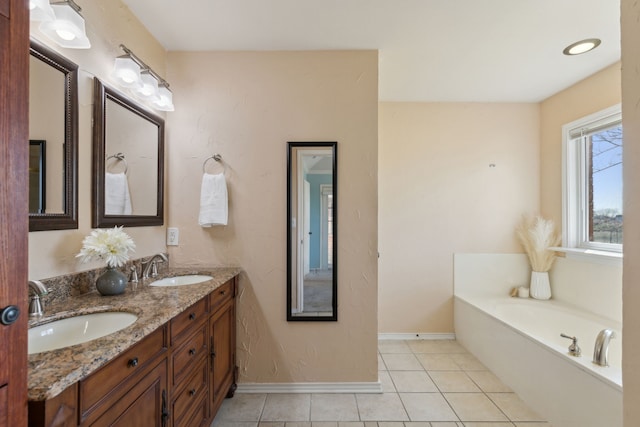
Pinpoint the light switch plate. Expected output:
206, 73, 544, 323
167, 227, 179, 246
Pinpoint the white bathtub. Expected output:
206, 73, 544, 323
455, 294, 622, 427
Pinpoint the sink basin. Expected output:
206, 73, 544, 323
149, 275, 213, 287
28, 312, 138, 354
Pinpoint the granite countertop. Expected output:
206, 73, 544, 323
27, 266, 242, 401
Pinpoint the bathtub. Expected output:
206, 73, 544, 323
455, 294, 622, 427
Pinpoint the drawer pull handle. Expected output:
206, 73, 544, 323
189, 388, 196, 397
128, 357, 139, 368
220, 290, 226, 295
189, 348, 196, 356
211, 349, 216, 359
189, 312, 196, 320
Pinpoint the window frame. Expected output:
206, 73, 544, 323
562, 104, 622, 255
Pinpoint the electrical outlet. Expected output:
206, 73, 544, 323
167, 227, 179, 246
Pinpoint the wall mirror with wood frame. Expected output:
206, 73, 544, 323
28, 39, 78, 231
92, 78, 164, 228
287, 142, 337, 321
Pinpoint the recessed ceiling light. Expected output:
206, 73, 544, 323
563, 38, 601, 56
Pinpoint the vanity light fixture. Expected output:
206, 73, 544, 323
563, 38, 601, 56
137, 71, 159, 100
39, 0, 91, 49
153, 83, 175, 112
29, 0, 56, 22
112, 44, 175, 111
112, 55, 143, 89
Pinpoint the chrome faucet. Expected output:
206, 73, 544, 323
141, 253, 168, 279
560, 333, 582, 357
28, 280, 49, 317
593, 328, 616, 367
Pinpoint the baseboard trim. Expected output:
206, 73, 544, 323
378, 332, 456, 340
236, 381, 383, 394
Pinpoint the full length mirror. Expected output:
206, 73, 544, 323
93, 78, 164, 227
28, 39, 78, 231
287, 142, 337, 321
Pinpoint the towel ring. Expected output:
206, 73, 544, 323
203, 153, 226, 174
106, 152, 128, 174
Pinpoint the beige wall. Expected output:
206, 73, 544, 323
165, 51, 379, 383
28, 0, 167, 280
622, 0, 640, 425
378, 102, 540, 333
539, 63, 621, 225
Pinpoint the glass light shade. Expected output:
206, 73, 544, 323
153, 85, 175, 111
112, 57, 142, 89
135, 71, 160, 100
29, 0, 55, 22
39, 4, 91, 49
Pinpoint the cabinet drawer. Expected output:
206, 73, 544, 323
172, 358, 208, 426
171, 298, 208, 344
210, 279, 234, 312
80, 325, 167, 419
180, 393, 208, 427
172, 323, 208, 387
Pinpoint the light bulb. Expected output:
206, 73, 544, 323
563, 38, 601, 56
119, 70, 137, 84
56, 29, 76, 41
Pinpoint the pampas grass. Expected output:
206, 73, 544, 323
516, 215, 560, 272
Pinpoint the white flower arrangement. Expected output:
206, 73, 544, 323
516, 215, 561, 272
76, 226, 136, 268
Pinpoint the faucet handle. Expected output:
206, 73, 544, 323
151, 261, 159, 277
129, 265, 139, 283
560, 333, 582, 357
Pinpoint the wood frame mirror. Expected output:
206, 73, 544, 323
28, 39, 78, 231
287, 141, 337, 321
92, 78, 164, 227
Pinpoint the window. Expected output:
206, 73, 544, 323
563, 105, 622, 253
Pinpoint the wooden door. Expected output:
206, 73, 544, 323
0, 0, 29, 426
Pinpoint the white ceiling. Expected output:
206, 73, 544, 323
121, 0, 620, 103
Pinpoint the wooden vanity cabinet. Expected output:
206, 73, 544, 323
28, 277, 238, 427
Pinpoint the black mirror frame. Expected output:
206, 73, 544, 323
28, 39, 78, 231
286, 141, 338, 321
92, 78, 164, 228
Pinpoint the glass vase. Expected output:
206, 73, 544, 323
95, 266, 128, 296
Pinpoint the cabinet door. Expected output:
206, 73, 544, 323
209, 298, 235, 415
87, 358, 169, 427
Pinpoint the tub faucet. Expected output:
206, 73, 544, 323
593, 329, 616, 367
560, 333, 581, 357
28, 280, 49, 317
142, 253, 168, 279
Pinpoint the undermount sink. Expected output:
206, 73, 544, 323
149, 275, 213, 287
28, 312, 138, 355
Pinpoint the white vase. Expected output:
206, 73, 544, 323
530, 271, 551, 300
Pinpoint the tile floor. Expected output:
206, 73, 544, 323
212, 340, 551, 427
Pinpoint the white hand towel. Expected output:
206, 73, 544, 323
199, 173, 228, 227
105, 172, 132, 215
